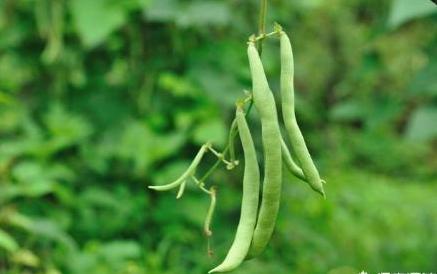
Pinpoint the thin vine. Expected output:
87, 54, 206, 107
198, 0, 270, 185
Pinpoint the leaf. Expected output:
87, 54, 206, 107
176, 1, 231, 27
330, 100, 367, 121
188, 66, 242, 106
11, 161, 54, 196
10, 161, 73, 197
388, 0, 437, 29
158, 72, 198, 98
192, 118, 226, 147
0, 53, 33, 91
144, 0, 179, 22
25, 218, 77, 252
81, 187, 120, 208
409, 57, 437, 97
99, 241, 141, 261
8, 215, 77, 253
117, 121, 185, 174
405, 106, 437, 142
145, 0, 231, 27
0, 229, 18, 252
11, 249, 40, 267
0, 91, 17, 105
70, 0, 127, 48
42, 103, 93, 154
0, 184, 21, 202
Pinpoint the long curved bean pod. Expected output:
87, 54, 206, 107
148, 144, 208, 191
247, 42, 282, 258
209, 107, 260, 273
279, 31, 325, 196
281, 136, 306, 181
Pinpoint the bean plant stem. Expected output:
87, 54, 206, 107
198, 0, 267, 184
257, 0, 268, 54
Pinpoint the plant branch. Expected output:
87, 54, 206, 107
199, 1, 268, 185
257, 0, 268, 54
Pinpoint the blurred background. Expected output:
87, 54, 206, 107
0, 0, 436, 273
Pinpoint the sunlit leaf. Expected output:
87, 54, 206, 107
70, 0, 127, 48
145, 0, 231, 27
0, 229, 18, 252
117, 121, 185, 174
99, 241, 141, 261
158, 72, 198, 97
192, 118, 226, 147
11, 249, 40, 267
176, 1, 231, 27
405, 106, 437, 142
409, 57, 437, 96
144, 0, 179, 22
330, 100, 367, 121
41, 103, 93, 154
388, 0, 437, 28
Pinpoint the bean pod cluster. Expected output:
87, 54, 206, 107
149, 29, 326, 273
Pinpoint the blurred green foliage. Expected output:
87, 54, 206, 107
0, 0, 436, 273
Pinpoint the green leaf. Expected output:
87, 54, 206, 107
388, 0, 437, 29
99, 241, 141, 261
11, 161, 74, 197
117, 121, 185, 174
145, 0, 231, 27
409, 57, 437, 97
405, 106, 437, 142
70, 0, 127, 48
7, 215, 77, 253
0, 229, 18, 252
192, 118, 226, 147
11, 162, 53, 196
176, 1, 231, 27
144, 0, 179, 22
158, 72, 198, 97
43, 103, 93, 154
330, 100, 367, 121
11, 249, 40, 267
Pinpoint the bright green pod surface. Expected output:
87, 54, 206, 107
281, 136, 306, 181
280, 31, 325, 197
247, 42, 282, 258
209, 107, 260, 273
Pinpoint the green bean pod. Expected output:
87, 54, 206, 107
279, 31, 325, 197
148, 144, 208, 191
204, 187, 217, 237
246, 42, 282, 258
281, 136, 306, 181
209, 107, 260, 273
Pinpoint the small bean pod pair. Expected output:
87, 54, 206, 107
209, 106, 260, 273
